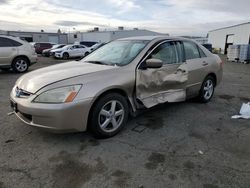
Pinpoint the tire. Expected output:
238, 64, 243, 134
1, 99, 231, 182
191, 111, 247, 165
199, 76, 215, 103
89, 93, 129, 138
12, 57, 29, 73
62, 53, 69, 60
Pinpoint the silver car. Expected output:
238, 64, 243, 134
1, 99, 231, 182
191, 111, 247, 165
0, 35, 37, 73
10, 36, 223, 137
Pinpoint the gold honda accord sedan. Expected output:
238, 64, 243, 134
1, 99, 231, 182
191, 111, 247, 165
10, 36, 223, 137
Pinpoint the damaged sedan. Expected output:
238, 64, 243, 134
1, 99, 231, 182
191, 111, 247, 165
10, 36, 223, 137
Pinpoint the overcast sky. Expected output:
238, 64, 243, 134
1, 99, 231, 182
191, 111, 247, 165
0, 0, 249, 36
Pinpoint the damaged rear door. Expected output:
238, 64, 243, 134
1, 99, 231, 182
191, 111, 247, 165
136, 41, 188, 108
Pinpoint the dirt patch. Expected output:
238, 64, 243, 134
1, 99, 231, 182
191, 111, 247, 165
136, 115, 164, 130
183, 161, 195, 169
79, 138, 100, 151
0, 181, 4, 188
218, 94, 235, 100
111, 170, 130, 187
4, 140, 15, 144
188, 131, 204, 140
168, 174, 177, 181
239, 96, 250, 101
203, 184, 219, 188
49, 151, 106, 188
145, 152, 165, 170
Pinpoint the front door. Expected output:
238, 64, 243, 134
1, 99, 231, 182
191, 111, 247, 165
136, 41, 188, 108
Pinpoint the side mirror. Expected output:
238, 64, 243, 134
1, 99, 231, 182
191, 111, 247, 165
145, 58, 163, 69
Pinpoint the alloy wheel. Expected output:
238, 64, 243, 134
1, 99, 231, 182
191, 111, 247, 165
98, 100, 125, 133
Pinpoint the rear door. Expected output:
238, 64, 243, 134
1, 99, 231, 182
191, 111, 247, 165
69, 45, 78, 57
183, 41, 209, 96
0, 37, 18, 65
136, 41, 188, 108
78, 45, 87, 56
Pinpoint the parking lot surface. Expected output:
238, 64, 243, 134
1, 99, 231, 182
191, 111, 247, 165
0, 56, 250, 188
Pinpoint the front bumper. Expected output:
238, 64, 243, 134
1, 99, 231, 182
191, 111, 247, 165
10, 92, 93, 132
54, 53, 62, 58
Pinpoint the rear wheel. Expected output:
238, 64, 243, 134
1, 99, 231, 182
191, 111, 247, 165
62, 53, 69, 60
12, 57, 29, 73
199, 76, 215, 103
89, 93, 129, 138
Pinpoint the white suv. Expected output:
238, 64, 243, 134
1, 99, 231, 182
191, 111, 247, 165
54, 44, 90, 59
0, 35, 37, 73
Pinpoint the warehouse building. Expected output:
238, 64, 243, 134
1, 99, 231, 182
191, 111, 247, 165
3, 31, 68, 44
208, 22, 250, 54
68, 27, 166, 43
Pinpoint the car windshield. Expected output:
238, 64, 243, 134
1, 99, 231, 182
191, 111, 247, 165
83, 40, 148, 66
51, 44, 61, 49
61, 45, 72, 50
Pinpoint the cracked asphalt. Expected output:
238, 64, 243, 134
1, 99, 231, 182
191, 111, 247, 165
0, 56, 250, 188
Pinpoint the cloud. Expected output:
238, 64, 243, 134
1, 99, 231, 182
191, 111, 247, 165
54, 20, 107, 27
0, 0, 249, 36
107, 0, 141, 13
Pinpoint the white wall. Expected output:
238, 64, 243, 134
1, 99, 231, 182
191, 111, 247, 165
110, 30, 162, 41
68, 30, 165, 43
81, 32, 111, 43
208, 23, 250, 53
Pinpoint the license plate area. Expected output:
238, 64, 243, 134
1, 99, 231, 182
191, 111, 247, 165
10, 100, 18, 113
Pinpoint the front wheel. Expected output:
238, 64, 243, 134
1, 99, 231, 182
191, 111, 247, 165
199, 76, 215, 103
62, 53, 69, 60
89, 93, 129, 138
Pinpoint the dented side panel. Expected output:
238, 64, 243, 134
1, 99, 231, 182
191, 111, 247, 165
136, 63, 188, 108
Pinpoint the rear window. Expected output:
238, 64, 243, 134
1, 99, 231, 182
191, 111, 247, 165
0, 37, 22, 47
183, 41, 200, 60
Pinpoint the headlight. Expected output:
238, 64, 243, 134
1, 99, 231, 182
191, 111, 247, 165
33, 85, 82, 103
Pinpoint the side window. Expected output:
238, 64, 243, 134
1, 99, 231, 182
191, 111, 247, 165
0, 37, 14, 47
198, 47, 207, 58
150, 41, 181, 64
183, 41, 200, 60
10, 40, 22, 47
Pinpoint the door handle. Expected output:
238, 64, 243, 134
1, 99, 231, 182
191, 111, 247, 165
202, 61, 208, 66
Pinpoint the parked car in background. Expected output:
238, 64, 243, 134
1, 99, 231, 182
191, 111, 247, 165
202, 43, 213, 52
89, 43, 106, 52
42, 44, 66, 57
80, 41, 97, 47
34, 42, 54, 54
10, 36, 223, 137
54, 44, 90, 59
0, 35, 37, 73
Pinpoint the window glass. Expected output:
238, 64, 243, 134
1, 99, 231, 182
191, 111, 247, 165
175, 41, 185, 62
198, 47, 207, 58
0, 37, 14, 47
84, 40, 148, 66
150, 42, 180, 64
183, 41, 200, 60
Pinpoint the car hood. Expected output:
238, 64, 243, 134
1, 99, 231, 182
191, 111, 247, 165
16, 61, 117, 93
51, 48, 64, 52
